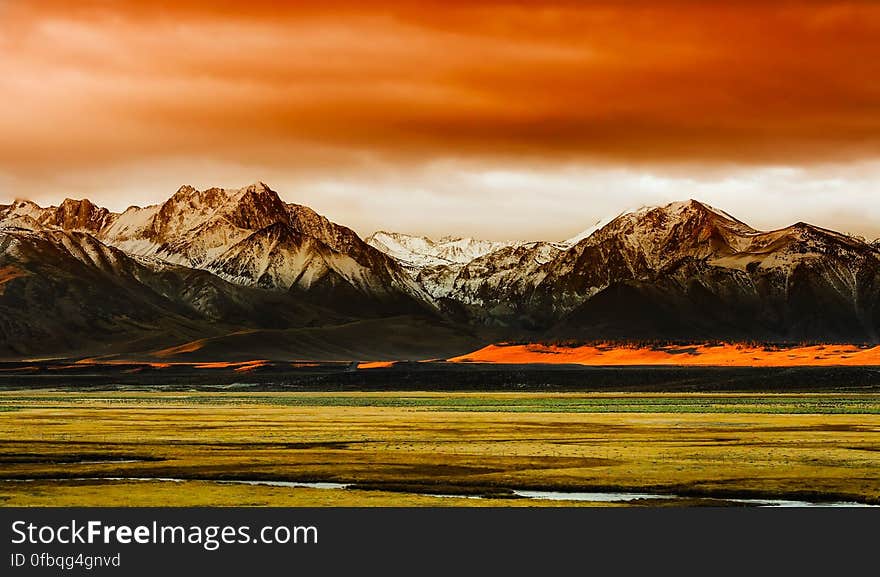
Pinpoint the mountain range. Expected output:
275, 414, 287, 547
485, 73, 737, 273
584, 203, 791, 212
2, 183, 879, 359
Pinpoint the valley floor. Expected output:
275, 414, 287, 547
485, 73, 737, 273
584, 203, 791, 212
1, 391, 878, 506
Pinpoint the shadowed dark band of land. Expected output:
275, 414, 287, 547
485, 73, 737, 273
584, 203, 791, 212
2, 361, 880, 392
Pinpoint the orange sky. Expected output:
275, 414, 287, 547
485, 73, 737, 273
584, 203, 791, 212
2, 1, 880, 239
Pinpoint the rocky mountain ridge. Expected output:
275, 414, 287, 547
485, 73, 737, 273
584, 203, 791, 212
3, 189, 880, 357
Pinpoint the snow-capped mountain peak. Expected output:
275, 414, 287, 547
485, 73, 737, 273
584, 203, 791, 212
558, 201, 727, 247
365, 231, 514, 269
1, 197, 115, 234
0, 199, 44, 225
48, 198, 114, 232
5, 192, 880, 347
1, 183, 435, 316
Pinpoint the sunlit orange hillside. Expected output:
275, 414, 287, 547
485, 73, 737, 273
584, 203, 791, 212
448, 343, 880, 367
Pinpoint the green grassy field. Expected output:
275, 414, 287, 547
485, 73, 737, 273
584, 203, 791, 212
3, 392, 880, 413
1, 391, 878, 506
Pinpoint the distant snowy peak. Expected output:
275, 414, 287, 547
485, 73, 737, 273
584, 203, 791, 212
561, 200, 756, 248
365, 231, 515, 269
94, 184, 275, 267
0, 198, 116, 234
365, 231, 436, 267
0, 199, 44, 221
533, 198, 880, 324
365, 230, 568, 303
122, 182, 364, 263
100, 205, 160, 243
0, 200, 46, 231
48, 198, 116, 233
145, 182, 290, 245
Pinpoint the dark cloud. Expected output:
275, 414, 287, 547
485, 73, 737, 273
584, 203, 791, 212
3, 1, 880, 171
2, 1, 880, 240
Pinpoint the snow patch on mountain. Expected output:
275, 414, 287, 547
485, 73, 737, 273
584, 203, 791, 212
365, 231, 515, 270
364, 231, 575, 301
0, 200, 47, 223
